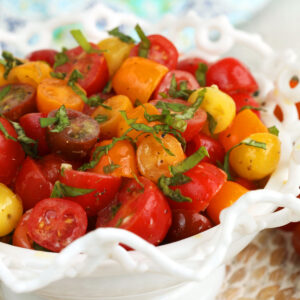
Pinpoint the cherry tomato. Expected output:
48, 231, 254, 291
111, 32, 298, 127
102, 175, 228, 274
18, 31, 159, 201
14, 157, 53, 211
19, 112, 50, 155
0, 117, 25, 185
186, 133, 225, 164
164, 209, 212, 243
206, 57, 258, 94
176, 57, 208, 77
153, 70, 200, 100
27, 49, 58, 67
130, 34, 178, 70
59, 169, 121, 216
230, 93, 261, 117
13, 209, 33, 249
55, 44, 109, 96
97, 176, 172, 246
47, 109, 100, 160
169, 162, 227, 212
235, 177, 257, 190
28, 198, 88, 252
0, 84, 36, 121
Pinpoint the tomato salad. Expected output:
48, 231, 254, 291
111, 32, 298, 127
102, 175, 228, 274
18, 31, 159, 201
0, 26, 281, 252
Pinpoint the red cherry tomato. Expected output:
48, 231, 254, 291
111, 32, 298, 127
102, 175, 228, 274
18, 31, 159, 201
164, 209, 212, 243
230, 93, 261, 117
186, 132, 225, 164
130, 35, 178, 70
27, 49, 58, 67
0, 117, 25, 185
13, 209, 33, 249
14, 157, 53, 211
153, 70, 199, 100
58, 169, 121, 216
176, 57, 208, 78
150, 99, 206, 141
97, 177, 172, 246
235, 177, 257, 190
55, 44, 109, 96
28, 198, 88, 252
169, 162, 227, 212
206, 57, 258, 94
19, 112, 50, 156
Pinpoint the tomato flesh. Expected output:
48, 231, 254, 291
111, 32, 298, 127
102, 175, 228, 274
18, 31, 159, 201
13, 209, 33, 249
176, 57, 208, 77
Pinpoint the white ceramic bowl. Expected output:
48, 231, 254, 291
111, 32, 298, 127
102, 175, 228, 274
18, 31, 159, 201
1, 4, 300, 300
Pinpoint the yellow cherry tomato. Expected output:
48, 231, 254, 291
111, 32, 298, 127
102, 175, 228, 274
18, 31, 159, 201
0, 64, 9, 86
112, 57, 168, 104
137, 134, 186, 182
229, 132, 281, 180
98, 37, 134, 77
0, 183, 23, 237
8, 61, 52, 87
188, 86, 236, 133
91, 95, 133, 139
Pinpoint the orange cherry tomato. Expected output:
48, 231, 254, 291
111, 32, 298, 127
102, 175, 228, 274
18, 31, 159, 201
137, 134, 186, 182
112, 57, 168, 104
218, 109, 268, 151
0, 64, 9, 86
91, 95, 133, 139
90, 139, 138, 178
206, 181, 249, 224
36, 78, 85, 114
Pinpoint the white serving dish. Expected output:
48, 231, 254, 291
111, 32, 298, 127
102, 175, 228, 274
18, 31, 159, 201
1, 3, 300, 300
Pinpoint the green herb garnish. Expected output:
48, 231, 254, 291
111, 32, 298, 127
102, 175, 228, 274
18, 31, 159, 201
51, 181, 95, 198
195, 62, 208, 86
53, 47, 69, 69
206, 112, 217, 135
239, 105, 265, 112
0, 85, 11, 101
135, 24, 150, 58
1, 51, 23, 79
108, 27, 135, 44
103, 162, 120, 174
70, 29, 102, 54
168, 75, 195, 100
50, 72, 67, 80
94, 114, 108, 123
268, 125, 279, 136
102, 80, 112, 94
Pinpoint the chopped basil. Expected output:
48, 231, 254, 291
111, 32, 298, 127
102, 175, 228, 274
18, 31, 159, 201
50, 71, 66, 80
94, 114, 108, 123
195, 62, 208, 86
239, 105, 265, 112
53, 48, 69, 69
87, 95, 112, 109
1, 51, 23, 79
33, 242, 50, 252
132, 173, 144, 190
102, 80, 112, 94
155, 101, 188, 112
0, 85, 11, 101
103, 162, 120, 174
206, 112, 217, 135
40, 105, 70, 133
108, 27, 135, 44
268, 125, 279, 136
168, 74, 194, 100
135, 24, 150, 58
111, 203, 122, 217
158, 92, 168, 99
0, 121, 17, 141
70, 29, 103, 54
51, 181, 95, 198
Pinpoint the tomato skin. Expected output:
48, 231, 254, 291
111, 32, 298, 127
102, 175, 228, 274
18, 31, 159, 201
59, 169, 121, 216
13, 209, 33, 249
97, 177, 172, 246
186, 133, 225, 164
130, 34, 179, 70
0, 117, 25, 185
27, 49, 58, 67
169, 162, 227, 212
230, 93, 260, 117
206, 57, 258, 94
14, 157, 53, 211
19, 112, 50, 156
153, 70, 200, 100
176, 57, 208, 77
28, 198, 88, 252
164, 209, 212, 243
56, 45, 109, 96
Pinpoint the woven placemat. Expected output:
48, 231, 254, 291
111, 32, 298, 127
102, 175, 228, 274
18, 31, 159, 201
217, 228, 300, 300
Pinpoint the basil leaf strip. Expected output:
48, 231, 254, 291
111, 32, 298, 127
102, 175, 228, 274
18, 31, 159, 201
50, 72, 66, 80
195, 62, 208, 86
206, 112, 217, 135
268, 125, 279, 136
168, 74, 195, 100
0, 85, 11, 101
51, 181, 95, 198
70, 29, 102, 54
102, 80, 112, 94
239, 105, 265, 112
0, 121, 17, 141
94, 114, 108, 123
103, 162, 120, 174
1, 51, 23, 79
53, 48, 69, 69
108, 27, 135, 44
135, 24, 150, 58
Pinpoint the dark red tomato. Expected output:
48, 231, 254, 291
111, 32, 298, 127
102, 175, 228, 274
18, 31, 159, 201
130, 35, 178, 70
230, 93, 261, 117
13, 209, 33, 249
27, 49, 58, 67
164, 209, 212, 243
59, 169, 121, 216
153, 70, 199, 100
169, 162, 227, 212
55, 44, 109, 96
28, 198, 87, 252
235, 177, 257, 190
206, 57, 258, 94
14, 157, 53, 211
186, 132, 225, 164
0, 117, 25, 185
0, 84, 36, 121
19, 112, 50, 155
97, 177, 172, 246
292, 223, 300, 255
150, 99, 206, 141
177, 57, 208, 78
47, 109, 100, 160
